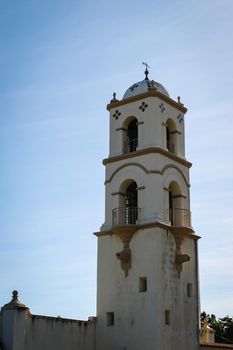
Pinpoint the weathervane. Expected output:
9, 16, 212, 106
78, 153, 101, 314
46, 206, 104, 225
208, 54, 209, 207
142, 62, 150, 80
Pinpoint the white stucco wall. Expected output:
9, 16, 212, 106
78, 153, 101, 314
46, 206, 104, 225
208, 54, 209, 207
0, 308, 96, 350
96, 227, 199, 350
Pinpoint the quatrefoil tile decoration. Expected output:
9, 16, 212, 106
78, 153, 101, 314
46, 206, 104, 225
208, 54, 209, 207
129, 83, 139, 91
113, 110, 121, 120
177, 114, 183, 123
159, 103, 165, 113
139, 101, 148, 112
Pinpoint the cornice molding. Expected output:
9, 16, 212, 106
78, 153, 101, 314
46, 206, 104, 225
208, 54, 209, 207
94, 221, 199, 240
103, 147, 192, 168
107, 90, 187, 113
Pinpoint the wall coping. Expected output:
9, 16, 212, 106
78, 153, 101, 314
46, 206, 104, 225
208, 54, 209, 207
30, 314, 96, 325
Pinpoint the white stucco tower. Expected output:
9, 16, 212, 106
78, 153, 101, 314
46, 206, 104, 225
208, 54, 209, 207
95, 67, 200, 350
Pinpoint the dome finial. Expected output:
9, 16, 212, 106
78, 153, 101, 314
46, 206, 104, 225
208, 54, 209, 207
111, 92, 118, 103
142, 62, 150, 80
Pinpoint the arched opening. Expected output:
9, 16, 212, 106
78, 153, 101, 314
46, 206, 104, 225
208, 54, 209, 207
166, 119, 176, 154
123, 117, 138, 153
112, 180, 141, 225
127, 120, 138, 152
168, 181, 191, 227
169, 182, 181, 209
168, 181, 181, 226
125, 182, 138, 224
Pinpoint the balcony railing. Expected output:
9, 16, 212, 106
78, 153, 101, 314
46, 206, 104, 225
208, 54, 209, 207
167, 141, 175, 153
125, 138, 138, 153
166, 208, 192, 227
112, 207, 141, 226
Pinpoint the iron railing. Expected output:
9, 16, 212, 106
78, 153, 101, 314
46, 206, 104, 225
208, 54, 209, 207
167, 208, 191, 227
125, 138, 138, 153
112, 207, 141, 226
167, 141, 175, 153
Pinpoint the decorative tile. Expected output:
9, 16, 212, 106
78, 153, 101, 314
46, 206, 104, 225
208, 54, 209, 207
139, 101, 148, 112
113, 110, 121, 120
177, 114, 183, 123
159, 103, 165, 113
129, 83, 139, 91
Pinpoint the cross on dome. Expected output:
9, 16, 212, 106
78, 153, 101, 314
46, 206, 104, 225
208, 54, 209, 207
142, 62, 150, 80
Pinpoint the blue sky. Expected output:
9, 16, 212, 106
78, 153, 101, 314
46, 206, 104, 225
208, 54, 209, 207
0, 0, 233, 319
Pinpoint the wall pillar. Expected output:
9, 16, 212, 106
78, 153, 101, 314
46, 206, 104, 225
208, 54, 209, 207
0, 291, 28, 350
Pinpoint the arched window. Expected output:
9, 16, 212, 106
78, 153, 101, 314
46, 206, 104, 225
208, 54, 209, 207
122, 117, 138, 153
112, 180, 140, 225
166, 119, 176, 154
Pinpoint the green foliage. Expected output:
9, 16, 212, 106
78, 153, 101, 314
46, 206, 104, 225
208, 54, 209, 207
201, 312, 233, 344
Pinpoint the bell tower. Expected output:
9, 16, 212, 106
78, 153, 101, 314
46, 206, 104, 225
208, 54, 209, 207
95, 67, 200, 350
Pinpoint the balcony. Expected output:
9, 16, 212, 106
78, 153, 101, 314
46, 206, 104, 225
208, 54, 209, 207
166, 208, 192, 228
125, 138, 138, 153
112, 207, 141, 226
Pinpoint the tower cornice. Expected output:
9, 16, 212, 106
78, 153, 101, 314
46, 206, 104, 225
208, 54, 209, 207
103, 147, 192, 168
94, 221, 200, 241
107, 90, 187, 113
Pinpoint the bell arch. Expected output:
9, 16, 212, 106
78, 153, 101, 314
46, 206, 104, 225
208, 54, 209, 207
113, 179, 140, 225
166, 118, 177, 154
123, 117, 138, 153
167, 180, 191, 227
168, 181, 182, 211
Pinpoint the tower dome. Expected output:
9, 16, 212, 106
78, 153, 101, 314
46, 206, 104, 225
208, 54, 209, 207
122, 64, 170, 101
123, 79, 169, 99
